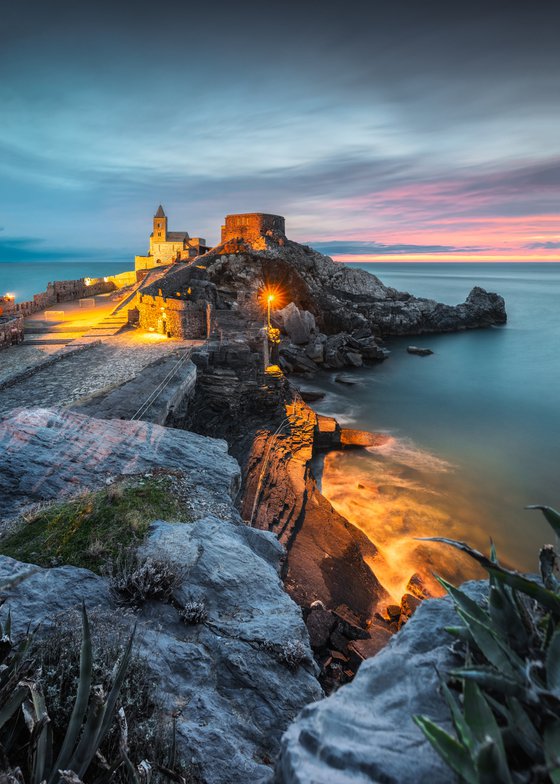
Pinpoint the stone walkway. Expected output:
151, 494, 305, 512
0, 330, 202, 417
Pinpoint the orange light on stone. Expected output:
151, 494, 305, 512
259, 284, 286, 311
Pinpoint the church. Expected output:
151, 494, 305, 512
134, 206, 209, 271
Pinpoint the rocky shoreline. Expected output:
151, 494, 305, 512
0, 226, 508, 783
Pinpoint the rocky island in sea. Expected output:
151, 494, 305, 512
0, 209, 510, 783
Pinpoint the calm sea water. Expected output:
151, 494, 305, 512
0, 261, 131, 302
307, 263, 560, 600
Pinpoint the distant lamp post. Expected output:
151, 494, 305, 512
264, 291, 281, 368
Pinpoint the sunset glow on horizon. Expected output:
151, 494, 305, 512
0, 2, 558, 266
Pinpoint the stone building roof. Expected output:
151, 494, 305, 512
155, 205, 166, 218
166, 231, 189, 241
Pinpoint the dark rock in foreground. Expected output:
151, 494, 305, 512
275, 581, 487, 784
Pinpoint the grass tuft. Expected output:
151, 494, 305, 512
0, 476, 189, 572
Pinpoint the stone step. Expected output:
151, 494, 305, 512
23, 338, 73, 345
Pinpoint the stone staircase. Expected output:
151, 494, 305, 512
76, 309, 130, 342
214, 310, 263, 341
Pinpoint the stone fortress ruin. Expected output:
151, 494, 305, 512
134, 209, 289, 339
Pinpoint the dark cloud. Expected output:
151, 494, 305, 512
309, 241, 489, 256
525, 241, 560, 250
0, 237, 104, 262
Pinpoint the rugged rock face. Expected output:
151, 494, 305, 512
0, 407, 240, 522
275, 581, 487, 784
0, 518, 323, 784
200, 240, 506, 340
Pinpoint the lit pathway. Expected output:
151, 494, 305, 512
0, 331, 202, 417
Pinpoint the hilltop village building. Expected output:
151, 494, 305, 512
135, 206, 209, 271
135, 212, 287, 338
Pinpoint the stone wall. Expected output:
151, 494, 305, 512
137, 292, 214, 339
4, 272, 139, 317
220, 213, 285, 244
0, 315, 24, 350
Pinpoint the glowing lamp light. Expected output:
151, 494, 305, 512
103, 276, 109, 283
4, 293, 15, 300
84, 278, 91, 287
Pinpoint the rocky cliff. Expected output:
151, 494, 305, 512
201, 238, 506, 338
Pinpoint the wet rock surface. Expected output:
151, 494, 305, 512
407, 345, 434, 356
0, 518, 323, 784
275, 581, 487, 784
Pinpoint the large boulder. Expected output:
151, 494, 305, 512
0, 517, 323, 784
0, 407, 240, 522
275, 581, 487, 784
275, 302, 316, 345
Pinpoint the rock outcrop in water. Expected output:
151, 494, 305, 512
201, 237, 506, 337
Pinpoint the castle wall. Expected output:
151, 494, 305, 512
137, 292, 214, 339
3, 272, 138, 317
221, 213, 286, 244
0, 315, 24, 350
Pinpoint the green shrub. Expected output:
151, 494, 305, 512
414, 505, 560, 784
0, 476, 189, 572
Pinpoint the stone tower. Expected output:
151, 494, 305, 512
153, 205, 167, 243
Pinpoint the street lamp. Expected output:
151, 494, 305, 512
267, 293, 274, 329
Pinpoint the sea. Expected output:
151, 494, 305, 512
304, 262, 560, 600
1, 259, 558, 600
0, 260, 130, 303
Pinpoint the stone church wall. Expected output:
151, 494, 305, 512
137, 292, 213, 339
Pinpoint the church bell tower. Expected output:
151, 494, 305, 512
153, 205, 167, 242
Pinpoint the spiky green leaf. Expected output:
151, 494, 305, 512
464, 681, 512, 783
455, 609, 523, 677
544, 719, 560, 784
422, 538, 560, 615
526, 506, 560, 538
506, 697, 544, 762
547, 629, 560, 695
414, 715, 478, 784
450, 668, 527, 699
49, 604, 94, 784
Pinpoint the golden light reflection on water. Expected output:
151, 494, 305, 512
321, 437, 488, 607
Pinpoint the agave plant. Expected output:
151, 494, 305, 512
0, 603, 136, 784
414, 505, 560, 784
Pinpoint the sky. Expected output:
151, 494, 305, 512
1, 0, 559, 263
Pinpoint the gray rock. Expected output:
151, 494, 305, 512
275, 303, 316, 345
0, 518, 323, 784
276, 581, 487, 784
0, 407, 240, 522
407, 346, 434, 356
204, 243, 507, 339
